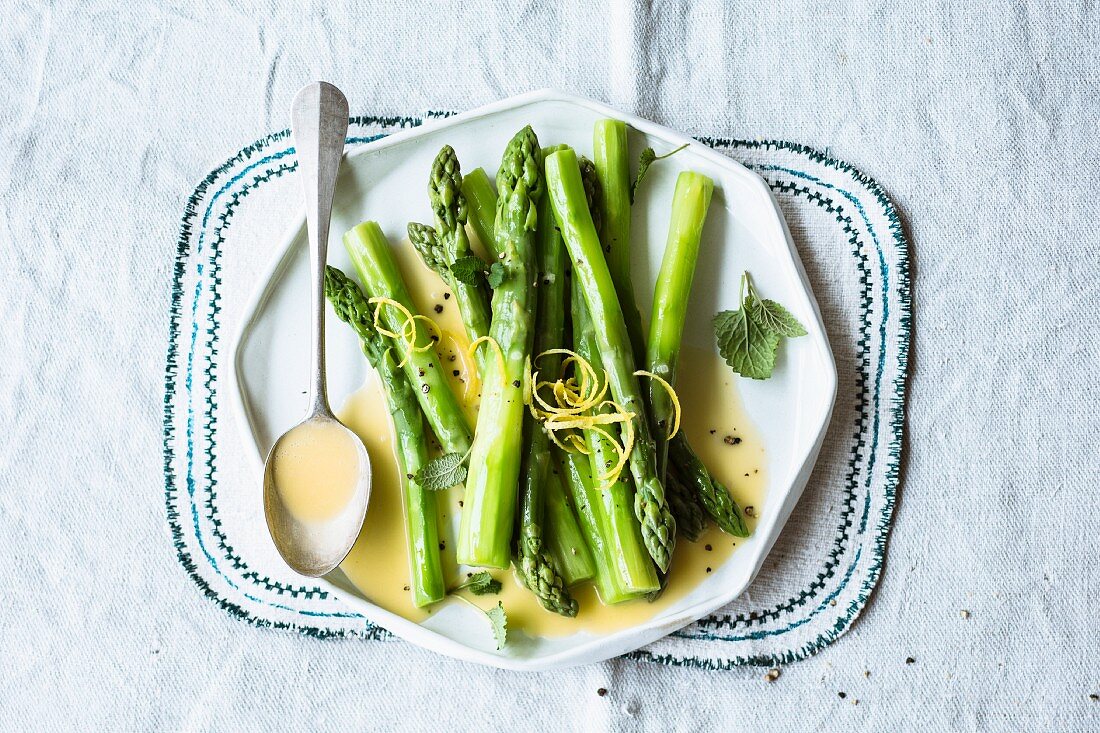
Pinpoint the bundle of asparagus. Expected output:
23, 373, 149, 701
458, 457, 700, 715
324, 119, 754, 625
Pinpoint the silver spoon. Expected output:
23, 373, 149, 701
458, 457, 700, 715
262, 81, 371, 577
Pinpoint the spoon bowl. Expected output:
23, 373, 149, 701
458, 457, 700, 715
263, 413, 371, 576
261, 81, 370, 577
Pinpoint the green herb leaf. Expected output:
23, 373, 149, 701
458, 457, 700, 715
714, 272, 809, 380
485, 602, 508, 650
449, 255, 487, 287
486, 261, 506, 289
749, 299, 808, 338
631, 148, 657, 205
413, 452, 468, 490
714, 308, 780, 380
467, 573, 503, 596
455, 571, 502, 596
630, 143, 689, 204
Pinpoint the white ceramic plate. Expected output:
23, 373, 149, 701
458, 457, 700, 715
228, 90, 836, 670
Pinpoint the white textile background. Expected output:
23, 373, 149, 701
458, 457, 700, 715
0, 1, 1097, 731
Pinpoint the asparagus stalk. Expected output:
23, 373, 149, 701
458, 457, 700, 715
590, 124, 739, 540
571, 277, 660, 596
460, 167, 498, 258
557, 450, 617, 601
513, 142, 580, 613
643, 173, 743, 541
592, 119, 646, 361
543, 469, 596, 586
647, 171, 714, 479
665, 466, 706, 542
545, 147, 676, 573
515, 417, 578, 615
457, 126, 544, 569
343, 222, 472, 455
407, 147, 492, 352
558, 449, 657, 602
668, 437, 749, 537
591, 121, 719, 508
324, 266, 444, 607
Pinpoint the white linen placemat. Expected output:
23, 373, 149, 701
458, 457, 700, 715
162, 112, 909, 668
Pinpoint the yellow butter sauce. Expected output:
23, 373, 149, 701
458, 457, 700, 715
271, 420, 362, 523
337, 239, 765, 637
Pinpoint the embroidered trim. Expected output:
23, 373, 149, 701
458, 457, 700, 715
163, 118, 910, 662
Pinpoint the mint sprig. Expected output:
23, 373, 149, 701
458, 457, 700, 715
413, 452, 468, 490
485, 602, 508, 650
452, 571, 503, 596
449, 255, 506, 290
486, 261, 506, 289
450, 256, 488, 287
714, 273, 807, 380
714, 307, 779, 380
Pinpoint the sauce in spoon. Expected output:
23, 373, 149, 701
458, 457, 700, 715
272, 419, 363, 523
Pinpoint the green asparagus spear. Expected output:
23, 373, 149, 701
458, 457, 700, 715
591, 123, 737, 540
513, 143, 580, 613
571, 276, 660, 596
343, 222, 472, 455
407, 221, 441, 269
543, 468, 596, 586
515, 418, 578, 615
460, 167, 499, 258
545, 147, 676, 573
647, 171, 714, 479
428, 148, 491, 343
592, 119, 646, 361
324, 266, 444, 607
668, 436, 749, 537
591, 121, 720, 508
556, 449, 616, 601
408, 147, 493, 380
457, 126, 544, 569
665, 467, 706, 542
557, 449, 657, 602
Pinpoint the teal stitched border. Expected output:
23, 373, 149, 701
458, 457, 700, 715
163, 119, 910, 664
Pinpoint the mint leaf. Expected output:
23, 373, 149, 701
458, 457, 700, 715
485, 602, 508, 650
714, 308, 780, 380
716, 272, 809, 380
413, 452, 467, 490
749, 298, 807, 338
454, 571, 502, 596
630, 143, 689, 204
450, 255, 487, 287
486, 261, 506, 289
467, 573, 503, 596
631, 148, 657, 205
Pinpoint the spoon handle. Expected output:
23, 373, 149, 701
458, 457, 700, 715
291, 81, 350, 417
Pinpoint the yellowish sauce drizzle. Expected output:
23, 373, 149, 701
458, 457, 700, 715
337, 239, 766, 637
271, 420, 361, 522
